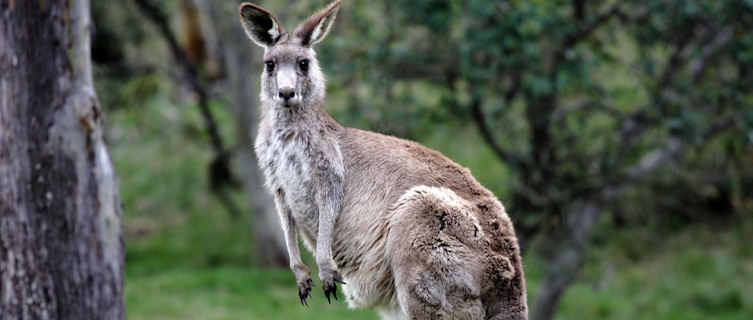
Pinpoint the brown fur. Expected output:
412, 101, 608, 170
239, 1, 528, 319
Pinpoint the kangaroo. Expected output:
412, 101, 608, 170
240, 1, 528, 319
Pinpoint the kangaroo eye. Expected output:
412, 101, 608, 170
298, 59, 309, 72
265, 61, 275, 72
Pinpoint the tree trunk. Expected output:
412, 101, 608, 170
0, 1, 125, 319
212, 0, 287, 267
531, 202, 600, 320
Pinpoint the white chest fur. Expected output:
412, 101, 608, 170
255, 124, 322, 244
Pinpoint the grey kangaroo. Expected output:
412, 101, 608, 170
240, 1, 527, 319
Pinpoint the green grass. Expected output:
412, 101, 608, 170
126, 265, 378, 320
556, 220, 753, 320
106, 75, 752, 319
123, 196, 379, 319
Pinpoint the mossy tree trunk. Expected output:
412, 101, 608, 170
0, 0, 125, 319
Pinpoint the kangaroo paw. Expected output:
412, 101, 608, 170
298, 278, 314, 307
321, 270, 346, 304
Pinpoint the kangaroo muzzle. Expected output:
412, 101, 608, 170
276, 69, 300, 107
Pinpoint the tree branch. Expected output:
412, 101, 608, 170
132, 0, 241, 214
469, 98, 522, 167
573, 0, 586, 21
565, 5, 621, 48
691, 27, 734, 83
551, 97, 623, 123
616, 22, 729, 162
552, 4, 623, 70
654, 34, 694, 101
133, 0, 196, 80
609, 116, 735, 201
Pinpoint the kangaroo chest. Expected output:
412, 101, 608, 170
256, 126, 323, 240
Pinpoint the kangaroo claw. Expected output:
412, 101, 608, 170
299, 278, 314, 307
321, 271, 344, 304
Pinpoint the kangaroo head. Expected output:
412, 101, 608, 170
239, 1, 340, 109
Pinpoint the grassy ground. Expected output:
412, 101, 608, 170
107, 80, 752, 319
557, 220, 753, 320
124, 211, 753, 320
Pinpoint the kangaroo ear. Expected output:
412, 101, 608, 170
239, 2, 286, 47
293, 0, 341, 47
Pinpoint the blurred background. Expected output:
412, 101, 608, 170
92, 0, 752, 319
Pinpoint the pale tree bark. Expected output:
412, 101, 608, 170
0, 0, 124, 319
211, 0, 287, 266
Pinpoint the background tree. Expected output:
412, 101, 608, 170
0, 0, 124, 318
212, 0, 288, 266
126, 0, 288, 266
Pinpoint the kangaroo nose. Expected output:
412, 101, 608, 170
278, 88, 295, 101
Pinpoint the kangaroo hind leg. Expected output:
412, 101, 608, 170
387, 185, 486, 320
